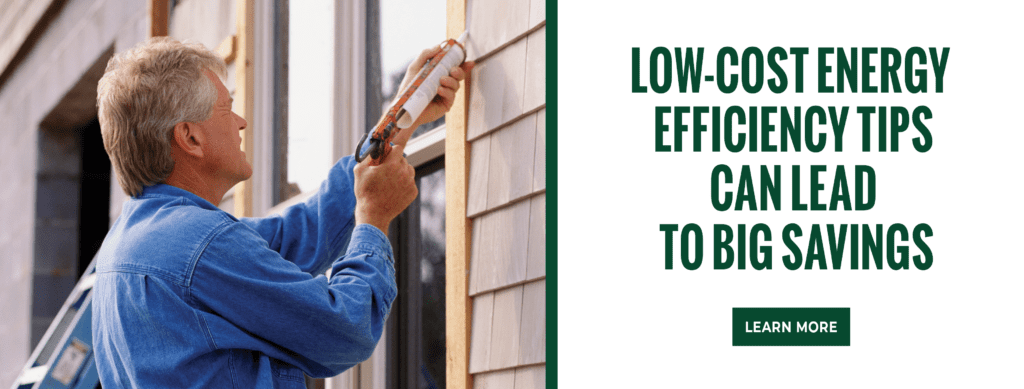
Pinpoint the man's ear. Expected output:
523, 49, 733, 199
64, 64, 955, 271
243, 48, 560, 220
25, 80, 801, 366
172, 121, 205, 158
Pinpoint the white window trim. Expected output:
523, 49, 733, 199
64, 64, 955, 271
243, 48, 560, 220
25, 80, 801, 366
332, 0, 368, 165
405, 125, 447, 167
251, 0, 275, 217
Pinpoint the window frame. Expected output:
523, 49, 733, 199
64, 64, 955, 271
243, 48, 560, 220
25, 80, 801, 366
254, 0, 370, 216
251, 1, 461, 388
250, 0, 277, 216
385, 155, 447, 389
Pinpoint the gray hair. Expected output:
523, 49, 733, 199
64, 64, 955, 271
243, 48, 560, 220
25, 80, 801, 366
97, 36, 227, 196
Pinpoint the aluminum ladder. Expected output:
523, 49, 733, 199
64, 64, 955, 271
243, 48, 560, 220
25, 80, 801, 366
10, 259, 100, 389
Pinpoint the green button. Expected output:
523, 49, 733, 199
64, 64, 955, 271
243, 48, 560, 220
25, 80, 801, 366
732, 308, 850, 346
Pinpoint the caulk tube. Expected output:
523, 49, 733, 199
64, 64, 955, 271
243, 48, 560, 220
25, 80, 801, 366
396, 35, 468, 129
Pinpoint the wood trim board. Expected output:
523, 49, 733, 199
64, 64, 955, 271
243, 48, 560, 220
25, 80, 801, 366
149, 0, 168, 37
233, 0, 255, 217
217, 35, 237, 64
445, 0, 471, 388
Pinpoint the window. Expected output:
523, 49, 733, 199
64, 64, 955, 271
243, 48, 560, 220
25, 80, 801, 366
365, 0, 448, 141
261, 0, 447, 209
386, 158, 446, 389
263, 0, 356, 210
259, 0, 336, 206
256, 1, 452, 387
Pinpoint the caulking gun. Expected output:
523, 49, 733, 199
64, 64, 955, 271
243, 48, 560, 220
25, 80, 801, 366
354, 31, 469, 165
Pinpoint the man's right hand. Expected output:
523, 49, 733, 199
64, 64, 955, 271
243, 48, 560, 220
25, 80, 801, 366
353, 140, 417, 234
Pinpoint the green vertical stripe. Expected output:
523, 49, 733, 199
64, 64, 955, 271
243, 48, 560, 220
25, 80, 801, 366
546, 0, 558, 388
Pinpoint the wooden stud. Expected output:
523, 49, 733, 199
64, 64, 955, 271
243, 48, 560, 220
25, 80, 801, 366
149, 0, 169, 37
216, 35, 237, 64
148, 0, 169, 37
233, 0, 254, 217
446, 0, 471, 389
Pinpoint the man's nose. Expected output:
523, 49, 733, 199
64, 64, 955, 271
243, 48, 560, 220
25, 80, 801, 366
236, 113, 247, 130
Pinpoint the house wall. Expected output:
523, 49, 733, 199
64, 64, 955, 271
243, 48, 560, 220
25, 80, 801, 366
0, 0, 148, 385
0, 0, 59, 82
463, 0, 546, 387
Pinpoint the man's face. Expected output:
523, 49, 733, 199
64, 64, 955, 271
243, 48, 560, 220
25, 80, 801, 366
197, 70, 252, 185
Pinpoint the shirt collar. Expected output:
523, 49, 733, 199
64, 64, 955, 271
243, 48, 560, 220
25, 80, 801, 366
137, 184, 221, 211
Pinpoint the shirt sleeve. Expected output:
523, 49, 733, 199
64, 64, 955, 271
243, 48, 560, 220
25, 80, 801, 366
238, 156, 360, 275
189, 221, 397, 377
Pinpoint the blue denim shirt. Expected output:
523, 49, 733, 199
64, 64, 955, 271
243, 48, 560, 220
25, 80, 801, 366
92, 156, 397, 388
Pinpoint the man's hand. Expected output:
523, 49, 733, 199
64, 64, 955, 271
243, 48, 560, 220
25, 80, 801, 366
353, 141, 417, 234
396, 45, 475, 130
353, 43, 474, 233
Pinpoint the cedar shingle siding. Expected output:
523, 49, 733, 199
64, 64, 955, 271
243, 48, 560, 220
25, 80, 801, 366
464, 0, 545, 387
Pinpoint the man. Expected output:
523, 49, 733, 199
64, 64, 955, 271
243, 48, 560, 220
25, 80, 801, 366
92, 37, 471, 388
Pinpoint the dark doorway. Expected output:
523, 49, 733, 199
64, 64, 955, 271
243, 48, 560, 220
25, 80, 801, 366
32, 117, 111, 346
78, 118, 111, 276
32, 47, 113, 346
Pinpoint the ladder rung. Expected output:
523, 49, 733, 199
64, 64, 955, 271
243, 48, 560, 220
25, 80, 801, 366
18, 365, 47, 384
79, 273, 97, 291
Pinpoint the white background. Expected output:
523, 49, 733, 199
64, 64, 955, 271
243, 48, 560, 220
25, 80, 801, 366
558, 0, 1023, 387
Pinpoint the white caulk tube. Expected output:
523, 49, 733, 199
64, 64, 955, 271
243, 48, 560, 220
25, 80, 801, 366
396, 32, 469, 129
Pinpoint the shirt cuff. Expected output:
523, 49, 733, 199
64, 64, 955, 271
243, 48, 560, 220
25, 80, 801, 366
346, 223, 394, 262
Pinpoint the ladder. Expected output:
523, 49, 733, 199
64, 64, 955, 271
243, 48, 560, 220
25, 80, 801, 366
10, 259, 100, 389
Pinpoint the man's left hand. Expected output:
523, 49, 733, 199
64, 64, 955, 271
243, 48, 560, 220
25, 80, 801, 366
395, 45, 475, 130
